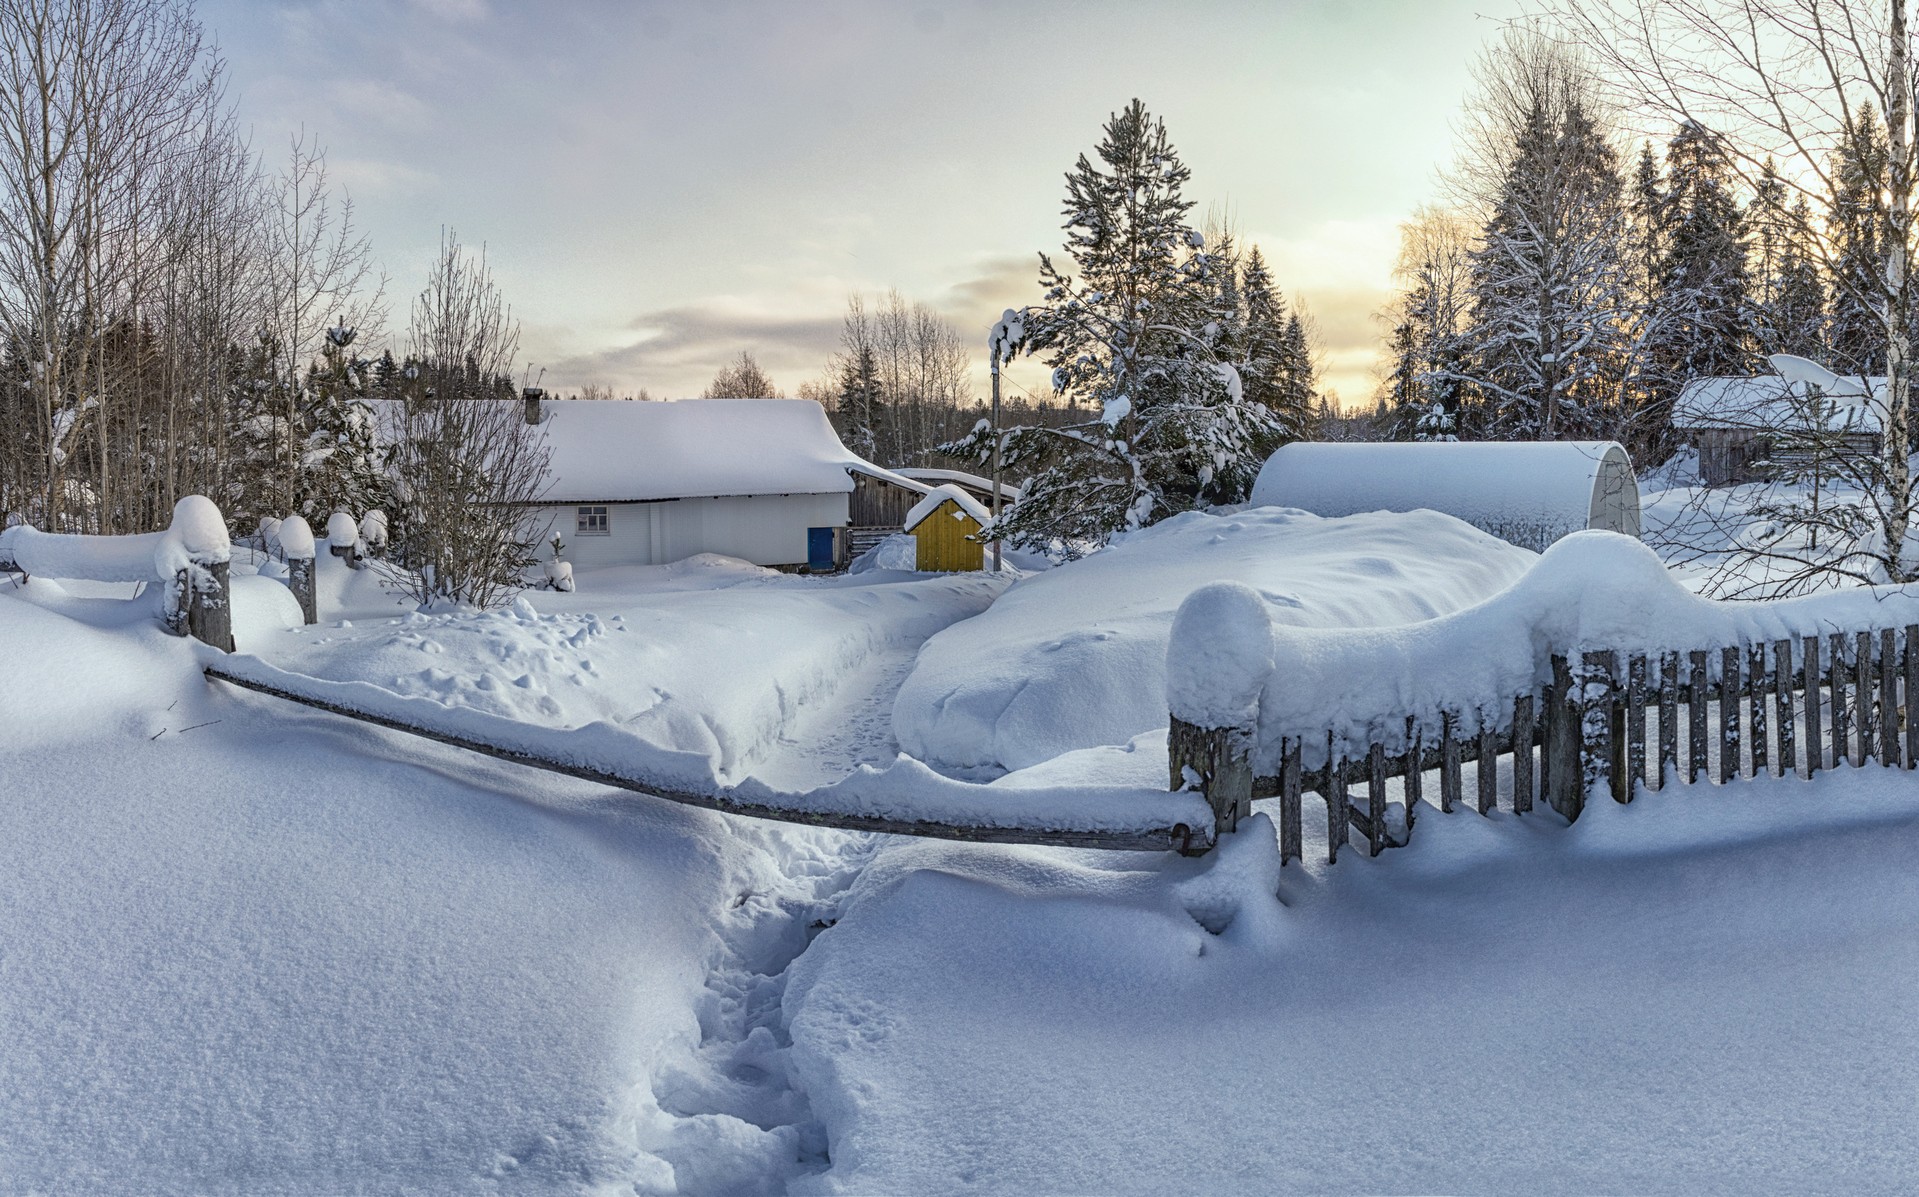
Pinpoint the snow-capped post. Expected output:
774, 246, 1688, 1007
279, 516, 318, 625
153, 495, 234, 653
1165, 582, 1273, 850
326, 511, 362, 569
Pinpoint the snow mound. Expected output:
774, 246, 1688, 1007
277, 515, 316, 559
1239, 529, 1919, 771
847, 534, 919, 574
324, 511, 358, 548
893, 507, 1536, 773
253, 568, 1007, 779
1165, 581, 1273, 729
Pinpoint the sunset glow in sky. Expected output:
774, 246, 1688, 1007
204, 0, 1526, 408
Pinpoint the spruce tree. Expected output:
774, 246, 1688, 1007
1640, 121, 1752, 457
1828, 104, 1889, 374
299, 323, 389, 522
1238, 246, 1314, 440
834, 343, 883, 459
944, 99, 1285, 550
1461, 95, 1633, 441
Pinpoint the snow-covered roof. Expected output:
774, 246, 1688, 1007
1249, 440, 1640, 552
529, 398, 862, 502
1674, 376, 1884, 434
894, 468, 1019, 502
904, 484, 991, 530
847, 460, 934, 497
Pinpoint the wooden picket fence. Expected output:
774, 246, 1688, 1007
1172, 624, 1919, 867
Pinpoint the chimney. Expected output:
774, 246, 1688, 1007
522, 386, 545, 425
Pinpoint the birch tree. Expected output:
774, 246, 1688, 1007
1554, 0, 1919, 581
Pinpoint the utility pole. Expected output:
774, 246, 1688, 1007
990, 339, 1003, 572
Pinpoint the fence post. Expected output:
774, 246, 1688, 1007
1164, 581, 1271, 853
186, 558, 235, 653
1546, 654, 1582, 820
326, 511, 363, 570
279, 515, 318, 625
287, 554, 317, 624
164, 568, 191, 637
1167, 717, 1254, 848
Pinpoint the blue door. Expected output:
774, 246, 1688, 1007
807, 527, 836, 572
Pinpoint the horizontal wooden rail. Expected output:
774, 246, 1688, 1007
205, 663, 1206, 854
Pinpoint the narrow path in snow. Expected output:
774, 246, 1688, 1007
636, 823, 874, 1195
629, 634, 928, 1193
748, 642, 919, 792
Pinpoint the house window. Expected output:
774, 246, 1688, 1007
576, 505, 610, 536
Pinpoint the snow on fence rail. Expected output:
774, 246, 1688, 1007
0, 496, 235, 651
1168, 532, 1919, 865
203, 653, 1215, 852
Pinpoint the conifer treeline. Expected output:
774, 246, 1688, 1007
1384, 34, 1889, 467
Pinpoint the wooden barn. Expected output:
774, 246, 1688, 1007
1674, 375, 1883, 487
848, 468, 933, 560
903, 484, 989, 572
1249, 440, 1641, 552
519, 395, 929, 573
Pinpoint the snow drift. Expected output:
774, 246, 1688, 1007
893, 507, 1537, 773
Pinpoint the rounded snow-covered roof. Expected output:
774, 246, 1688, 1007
1249, 440, 1640, 552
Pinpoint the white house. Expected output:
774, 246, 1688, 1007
526, 396, 928, 571
1249, 440, 1641, 552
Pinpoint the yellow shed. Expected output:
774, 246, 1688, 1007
903, 484, 988, 571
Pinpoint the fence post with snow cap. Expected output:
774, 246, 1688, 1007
1165, 582, 1271, 849
155, 496, 235, 652
279, 516, 318, 625
358, 509, 388, 559
326, 511, 362, 569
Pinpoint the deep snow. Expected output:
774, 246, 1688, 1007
893, 506, 1536, 774
8, 497, 1919, 1195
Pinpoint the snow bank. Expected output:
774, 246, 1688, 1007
847, 534, 920, 574
205, 652, 1210, 838
0, 589, 759, 1193
0, 525, 164, 582
255, 567, 1008, 779
782, 767, 1919, 1194
229, 574, 305, 649
894, 507, 1536, 773
1226, 530, 1919, 771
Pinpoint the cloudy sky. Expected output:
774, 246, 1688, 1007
200, 0, 1525, 407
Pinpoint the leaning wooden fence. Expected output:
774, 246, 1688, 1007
1167, 556, 1919, 868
